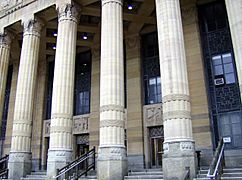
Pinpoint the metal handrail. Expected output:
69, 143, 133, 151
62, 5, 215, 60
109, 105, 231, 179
207, 139, 225, 179
0, 154, 9, 179
54, 147, 95, 180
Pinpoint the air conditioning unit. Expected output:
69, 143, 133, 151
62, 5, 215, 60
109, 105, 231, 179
214, 78, 224, 86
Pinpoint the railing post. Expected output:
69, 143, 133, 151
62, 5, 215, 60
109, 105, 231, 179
94, 147, 96, 170
85, 153, 88, 176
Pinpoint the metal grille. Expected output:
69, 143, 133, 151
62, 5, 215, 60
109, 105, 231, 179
149, 126, 163, 138
198, 1, 242, 148
74, 51, 92, 115
76, 134, 89, 145
142, 32, 161, 105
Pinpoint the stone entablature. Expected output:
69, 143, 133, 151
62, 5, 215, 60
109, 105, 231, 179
0, 0, 36, 16
143, 103, 163, 127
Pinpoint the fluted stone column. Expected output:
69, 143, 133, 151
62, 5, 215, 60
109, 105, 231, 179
46, 2, 78, 179
0, 33, 11, 133
98, 0, 127, 179
8, 19, 42, 180
225, 0, 242, 102
155, 0, 196, 179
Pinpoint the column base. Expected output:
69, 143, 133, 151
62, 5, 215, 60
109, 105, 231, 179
8, 152, 32, 180
97, 146, 127, 180
163, 141, 196, 180
46, 149, 72, 180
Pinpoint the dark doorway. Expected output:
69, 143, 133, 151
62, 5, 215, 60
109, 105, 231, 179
149, 126, 163, 168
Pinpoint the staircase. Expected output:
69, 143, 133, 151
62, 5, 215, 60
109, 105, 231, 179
21, 171, 46, 180
196, 167, 242, 180
124, 169, 163, 180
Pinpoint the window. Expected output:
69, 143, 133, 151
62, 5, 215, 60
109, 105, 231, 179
142, 32, 161, 105
45, 61, 54, 119
212, 53, 236, 84
74, 51, 92, 115
1, 65, 13, 139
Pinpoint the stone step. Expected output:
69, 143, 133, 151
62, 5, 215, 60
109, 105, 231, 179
79, 176, 97, 180
129, 168, 162, 172
125, 179, 163, 180
21, 177, 46, 180
197, 174, 207, 178
125, 174, 163, 179
128, 171, 163, 176
26, 175, 46, 178
30, 171, 46, 175
223, 172, 242, 177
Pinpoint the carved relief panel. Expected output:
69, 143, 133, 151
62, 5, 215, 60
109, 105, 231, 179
143, 103, 163, 127
73, 115, 89, 134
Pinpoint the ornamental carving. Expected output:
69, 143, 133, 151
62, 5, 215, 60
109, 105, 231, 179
180, 142, 194, 151
162, 94, 190, 103
126, 35, 140, 49
181, 5, 196, 25
73, 115, 89, 134
23, 19, 43, 37
1, 0, 34, 16
100, 119, 125, 128
163, 110, 191, 121
143, 104, 163, 127
57, 3, 79, 23
0, 33, 12, 47
100, 104, 125, 113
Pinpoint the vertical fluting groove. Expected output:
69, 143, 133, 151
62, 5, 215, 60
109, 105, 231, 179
100, 0, 124, 147
49, 3, 77, 150
0, 34, 11, 136
10, 20, 42, 153
156, 0, 193, 142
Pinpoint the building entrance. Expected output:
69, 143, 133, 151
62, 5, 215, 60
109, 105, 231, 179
149, 126, 163, 168
76, 134, 89, 157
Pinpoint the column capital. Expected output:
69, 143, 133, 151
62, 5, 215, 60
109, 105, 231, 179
56, 2, 80, 23
102, 0, 123, 6
0, 31, 14, 47
22, 18, 44, 37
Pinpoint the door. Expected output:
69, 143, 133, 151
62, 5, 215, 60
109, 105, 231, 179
150, 137, 163, 168
149, 126, 164, 168
219, 111, 242, 148
77, 144, 89, 157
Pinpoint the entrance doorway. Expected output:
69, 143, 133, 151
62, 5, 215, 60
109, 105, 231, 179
76, 134, 89, 158
149, 126, 164, 168
77, 144, 89, 157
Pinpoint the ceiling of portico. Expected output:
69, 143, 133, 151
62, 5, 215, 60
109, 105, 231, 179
7, 0, 157, 59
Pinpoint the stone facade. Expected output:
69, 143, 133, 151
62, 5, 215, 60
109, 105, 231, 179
0, 0, 241, 180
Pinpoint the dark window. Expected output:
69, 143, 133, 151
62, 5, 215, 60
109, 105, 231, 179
74, 51, 92, 115
1, 65, 13, 139
198, 1, 241, 149
45, 61, 54, 120
142, 32, 161, 105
